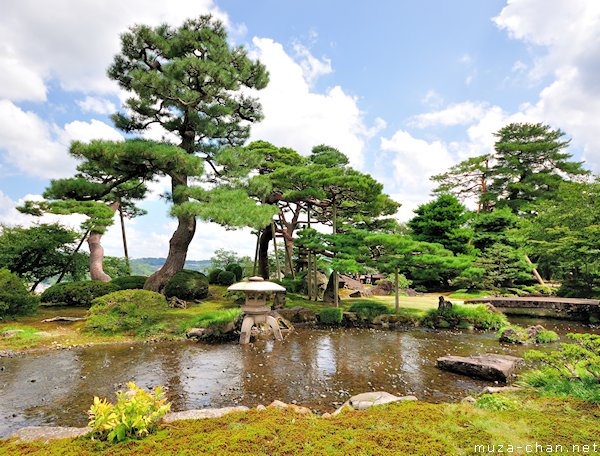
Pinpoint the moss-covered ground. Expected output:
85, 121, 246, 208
1, 392, 598, 455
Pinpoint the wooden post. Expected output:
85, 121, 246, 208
525, 254, 546, 286
118, 199, 130, 273
271, 220, 282, 281
253, 229, 261, 276
394, 267, 399, 313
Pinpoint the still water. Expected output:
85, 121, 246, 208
0, 318, 597, 438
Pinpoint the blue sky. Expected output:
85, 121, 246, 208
1, 0, 599, 260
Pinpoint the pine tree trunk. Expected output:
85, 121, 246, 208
258, 223, 273, 279
88, 231, 111, 281
145, 173, 196, 293
88, 202, 120, 282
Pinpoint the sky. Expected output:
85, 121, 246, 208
1, 0, 599, 260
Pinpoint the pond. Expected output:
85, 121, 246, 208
0, 317, 597, 438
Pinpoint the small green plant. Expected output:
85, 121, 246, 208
87, 382, 171, 443
521, 333, 600, 403
217, 270, 236, 286
348, 300, 391, 321
319, 307, 344, 325
535, 329, 559, 343
0, 268, 39, 317
111, 275, 148, 290
41, 280, 119, 307
86, 290, 168, 335
164, 270, 209, 301
475, 394, 517, 411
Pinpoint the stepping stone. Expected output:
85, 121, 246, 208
436, 354, 523, 382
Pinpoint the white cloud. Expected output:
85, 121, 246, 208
292, 41, 333, 86
0, 1, 227, 95
0, 100, 124, 179
380, 130, 454, 221
0, 47, 47, 102
77, 96, 117, 115
409, 101, 490, 128
421, 90, 444, 108
494, 0, 600, 172
249, 37, 378, 168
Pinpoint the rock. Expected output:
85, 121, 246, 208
341, 391, 418, 412
186, 328, 207, 338
321, 412, 332, 419
273, 291, 286, 309
41, 316, 87, 323
349, 290, 364, 298
370, 280, 394, 296
438, 296, 453, 311
339, 275, 365, 291
163, 406, 249, 423
267, 400, 312, 415
1, 330, 24, 337
526, 325, 545, 339
10, 426, 90, 442
481, 386, 521, 394
332, 404, 354, 416
436, 354, 523, 382
499, 327, 524, 344
342, 312, 358, 324
168, 296, 188, 308
256, 404, 266, 411
372, 314, 390, 325
461, 396, 477, 404
276, 307, 316, 324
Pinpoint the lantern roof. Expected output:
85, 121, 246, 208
227, 276, 286, 292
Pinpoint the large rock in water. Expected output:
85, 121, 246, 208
436, 354, 523, 382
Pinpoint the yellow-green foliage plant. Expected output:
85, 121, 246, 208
87, 382, 171, 443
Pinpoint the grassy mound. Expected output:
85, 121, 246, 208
423, 304, 509, 330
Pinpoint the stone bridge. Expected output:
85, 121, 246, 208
466, 296, 600, 321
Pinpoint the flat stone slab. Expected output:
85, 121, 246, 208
437, 354, 523, 382
334, 391, 417, 415
10, 426, 90, 442
163, 406, 249, 423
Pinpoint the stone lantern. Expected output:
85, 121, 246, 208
228, 276, 286, 344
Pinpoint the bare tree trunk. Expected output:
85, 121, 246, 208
145, 173, 196, 293
258, 223, 273, 279
88, 201, 120, 282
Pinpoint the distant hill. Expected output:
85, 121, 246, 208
130, 258, 211, 276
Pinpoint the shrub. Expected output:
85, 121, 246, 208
164, 270, 209, 301
225, 263, 243, 281
475, 394, 517, 411
0, 269, 39, 317
423, 304, 508, 330
520, 333, 600, 403
217, 270, 236, 286
348, 300, 391, 321
536, 329, 560, 344
319, 307, 344, 325
86, 289, 168, 335
208, 269, 224, 284
40, 280, 119, 307
111, 275, 148, 290
87, 382, 170, 443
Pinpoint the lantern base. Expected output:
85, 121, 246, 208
239, 314, 283, 344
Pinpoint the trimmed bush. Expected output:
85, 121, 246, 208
0, 268, 39, 317
86, 289, 168, 335
277, 274, 306, 293
40, 280, 119, 307
423, 304, 508, 330
225, 263, 243, 281
348, 300, 392, 321
319, 307, 344, 325
217, 270, 236, 286
111, 275, 148, 290
208, 269, 224, 284
164, 270, 209, 301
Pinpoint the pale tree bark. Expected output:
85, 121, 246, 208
88, 201, 120, 282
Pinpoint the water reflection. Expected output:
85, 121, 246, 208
0, 319, 598, 438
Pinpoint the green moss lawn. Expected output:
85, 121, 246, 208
2, 392, 598, 455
